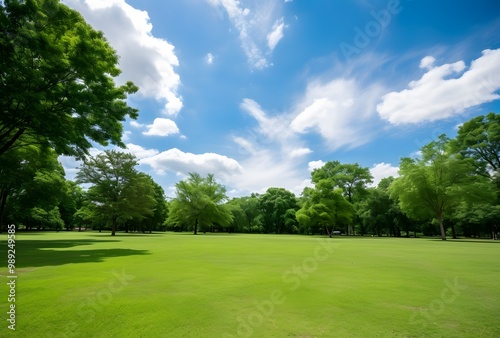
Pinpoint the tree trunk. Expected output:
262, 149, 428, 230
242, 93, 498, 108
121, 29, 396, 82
111, 216, 117, 236
437, 214, 446, 241
0, 188, 8, 233
194, 218, 198, 235
450, 222, 457, 239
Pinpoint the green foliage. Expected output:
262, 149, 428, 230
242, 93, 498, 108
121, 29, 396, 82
297, 180, 354, 236
390, 135, 495, 240
258, 187, 298, 234
311, 161, 373, 203
166, 173, 232, 234
452, 112, 500, 176
0, 142, 66, 229
226, 194, 262, 233
0, 0, 138, 157
76, 150, 156, 235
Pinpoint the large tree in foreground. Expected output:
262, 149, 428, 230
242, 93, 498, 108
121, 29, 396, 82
76, 151, 155, 236
0, 0, 138, 157
166, 173, 232, 235
389, 135, 494, 240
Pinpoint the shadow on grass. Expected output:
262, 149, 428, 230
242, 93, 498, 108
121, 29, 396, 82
0, 239, 150, 268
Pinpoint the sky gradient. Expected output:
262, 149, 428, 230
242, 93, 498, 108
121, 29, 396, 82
59, 0, 500, 197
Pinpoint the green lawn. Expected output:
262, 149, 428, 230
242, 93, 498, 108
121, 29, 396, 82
0, 231, 499, 337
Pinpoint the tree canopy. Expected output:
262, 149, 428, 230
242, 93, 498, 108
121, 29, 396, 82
166, 173, 233, 235
390, 135, 494, 240
0, 0, 138, 157
76, 150, 156, 236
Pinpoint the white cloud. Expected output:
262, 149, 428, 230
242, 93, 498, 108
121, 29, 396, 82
206, 0, 286, 69
369, 162, 399, 187
122, 130, 132, 142
241, 98, 293, 146
289, 147, 312, 158
141, 148, 243, 179
267, 18, 285, 51
206, 52, 215, 64
125, 143, 159, 159
63, 0, 183, 116
229, 100, 314, 195
419, 56, 435, 70
233, 136, 257, 154
308, 160, 325, 172
130, 121, 144, 128
377, 49, 500, 124
143, 118, 180, 136
227, 148, 309, 195
290, 78, 385, 150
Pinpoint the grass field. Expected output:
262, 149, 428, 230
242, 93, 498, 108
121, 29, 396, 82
0, 231, 499, 337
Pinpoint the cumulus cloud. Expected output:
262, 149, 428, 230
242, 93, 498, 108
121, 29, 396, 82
227, 148, 310, 195
290, 78, 385, 150
63, 0, 183, 115
419, 56, 435, 70
141, 148, 243, 179
143, 118, 180, 136
377, 49, 500, 124
125, 143, 159, 159
369, 162, 399, 187
206, 0, 286, 68
308, 160, 325, 172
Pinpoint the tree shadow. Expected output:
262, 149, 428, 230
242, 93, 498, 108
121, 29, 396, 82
1, 239, 150, 268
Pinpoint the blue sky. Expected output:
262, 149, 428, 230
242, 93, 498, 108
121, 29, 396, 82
60, 0, 500, 197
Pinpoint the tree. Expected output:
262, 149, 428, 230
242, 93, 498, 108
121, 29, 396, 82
0, 0, 138, 157
258, 188, 298, 234
452, 112, 500, 177
166, 173, 232, 235
311, 161, 373, 203
76, 150, 156, 236
0, 142, 66, 230
226, 194, 262, 233
297, 180, 354, 236
389, 135, 494, 240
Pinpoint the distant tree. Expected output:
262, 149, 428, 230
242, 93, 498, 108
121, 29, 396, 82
0, 0, 138, 157
297, 180, 354, 236
389, 135, 494, 240
59, 181, 84, 231
226, 195, 262, 233
166, 173, 232, 235
311, 161, 373, 203
76, 150, 156, 236
258, 188, 298, 234
134, 176, 167, 233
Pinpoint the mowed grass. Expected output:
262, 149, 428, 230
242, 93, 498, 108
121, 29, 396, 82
0, 232, 499, 338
